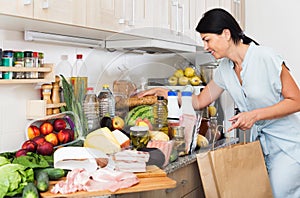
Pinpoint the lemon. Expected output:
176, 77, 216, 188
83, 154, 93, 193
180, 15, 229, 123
184, 67, 195, 77
197, 134, 209, 148
208, 106, 217, 117
174, 69, 184, 78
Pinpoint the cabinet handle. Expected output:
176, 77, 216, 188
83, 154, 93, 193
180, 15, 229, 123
233, 0, 241, 24
42, 0, 49, 9
171, 0, 179, 33
165, 179, 188, 193
178, 3, 184, 35
119, 0, 125, 24
23, 0, 31, 5
128, 0, 135, 26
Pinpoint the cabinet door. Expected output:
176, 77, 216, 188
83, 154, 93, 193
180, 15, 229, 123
86, 0, 154, 33
0, 0, 33, 17
34, 0, 86, 26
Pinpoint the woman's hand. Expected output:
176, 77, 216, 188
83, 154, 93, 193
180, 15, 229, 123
137, 87, 169, 99
227, 111, 258, 132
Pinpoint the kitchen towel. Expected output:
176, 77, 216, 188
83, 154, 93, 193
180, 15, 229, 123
196, 141, 273, 198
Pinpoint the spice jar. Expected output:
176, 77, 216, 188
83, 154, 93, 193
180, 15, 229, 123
13, 51, 25, 79
130, 126, 150, 150
24, 51, 33, 79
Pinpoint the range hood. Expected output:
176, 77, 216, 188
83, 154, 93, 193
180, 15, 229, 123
105, 39, 197, 54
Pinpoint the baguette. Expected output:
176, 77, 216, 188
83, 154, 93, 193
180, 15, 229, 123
115, 95, 157, 109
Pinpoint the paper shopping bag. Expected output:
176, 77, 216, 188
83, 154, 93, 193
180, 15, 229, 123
196, 141, 273, 198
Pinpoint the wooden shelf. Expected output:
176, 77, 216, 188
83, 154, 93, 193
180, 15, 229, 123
0, 63, 54, 84
26, 100, 66, 120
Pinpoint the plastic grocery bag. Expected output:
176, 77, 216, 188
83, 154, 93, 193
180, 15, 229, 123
196, 141, 273, 198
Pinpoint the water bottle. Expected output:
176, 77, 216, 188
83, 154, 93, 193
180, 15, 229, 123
71, 54, 88, 77
98, 84, 115, 119
153, 96, 168, 131
55, 55, 72, 80
83, 87, 100, 135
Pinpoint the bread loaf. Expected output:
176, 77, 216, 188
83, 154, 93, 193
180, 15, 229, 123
116, 95, 157, 109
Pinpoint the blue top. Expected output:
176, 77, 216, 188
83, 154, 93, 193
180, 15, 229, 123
214, 43, 300, 163
168, 90, 178, 96
181, 91, 193, 96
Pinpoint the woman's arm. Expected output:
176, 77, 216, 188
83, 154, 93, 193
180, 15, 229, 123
137, 80, 224, 110
228, 64, 300, 131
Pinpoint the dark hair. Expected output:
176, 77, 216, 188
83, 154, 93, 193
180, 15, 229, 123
196, 8, 259, 45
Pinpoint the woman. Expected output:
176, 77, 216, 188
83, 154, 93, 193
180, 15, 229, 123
138, 8, 300, 197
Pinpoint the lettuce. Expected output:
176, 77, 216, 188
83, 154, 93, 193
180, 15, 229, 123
0, 163, 34, 198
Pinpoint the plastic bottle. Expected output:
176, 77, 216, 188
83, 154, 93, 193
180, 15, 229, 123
55, 55, 72, 80
180, 91, 196, 116
71, 54, 88, 103
83, 87, 100, 135
167, 90, 180, 120
98, 84, 115, 119
72, 54, 88, 77
153, 96, 168, 131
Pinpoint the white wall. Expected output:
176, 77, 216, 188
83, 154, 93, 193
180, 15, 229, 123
245, 0, 300, 84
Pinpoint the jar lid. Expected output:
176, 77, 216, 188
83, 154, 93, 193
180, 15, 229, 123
14, 51, 24, 58
130, 126, 149, 132
24, 51, 33, 57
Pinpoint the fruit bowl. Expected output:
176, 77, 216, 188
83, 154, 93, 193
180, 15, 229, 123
25, 111, 83, 148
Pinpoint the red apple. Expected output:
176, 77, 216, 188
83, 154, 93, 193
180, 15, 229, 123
21, 140, 37, 152
27, 125, 40, 139
32, 136, 46, 146
45, 133, 59, 146
36, 141, 54, 156
15, 149, 29, 157
53, 118, 67, 132
57, 129, 72, 144
40, 121, 53, 135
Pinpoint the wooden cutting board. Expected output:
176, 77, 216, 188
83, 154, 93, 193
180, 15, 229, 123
135, 165, 167, 178
40, 166, 175, 198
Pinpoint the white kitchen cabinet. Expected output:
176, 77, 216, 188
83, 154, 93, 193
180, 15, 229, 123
33, 0, 86, 26
86, 0, 155, 33
0, 0, 33, 17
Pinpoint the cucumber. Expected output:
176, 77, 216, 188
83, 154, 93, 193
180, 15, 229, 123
22, 182, 39, 198
35, 167, 65, 180
35, 171, 49, 192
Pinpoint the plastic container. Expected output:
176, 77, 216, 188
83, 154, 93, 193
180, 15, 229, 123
83, 87, 100, 134
98, 84, 115, 119
25, 111, 83, 148
55, 55, 72, 79
153, 96, 168, 131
